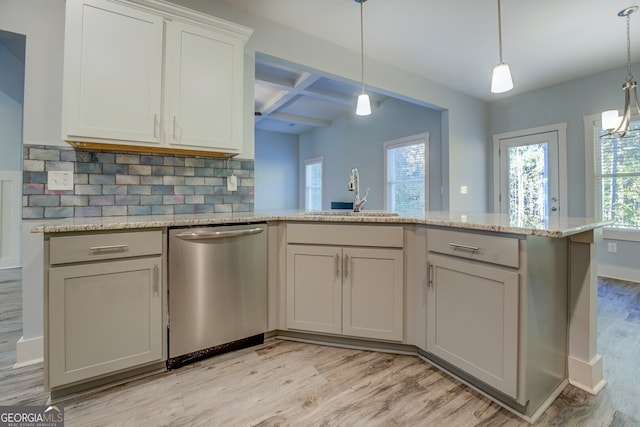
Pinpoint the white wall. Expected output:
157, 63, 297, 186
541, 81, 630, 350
254, 130, 299, 210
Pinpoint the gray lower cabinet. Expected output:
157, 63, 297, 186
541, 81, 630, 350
427, 253, 519, 398
286, 223, 404, 342
46, 230, 163, 391
287, 245, 403, 341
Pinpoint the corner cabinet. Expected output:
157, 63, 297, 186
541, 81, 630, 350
286, 224, 404, 342
62, 0, 252, 156
45, 230, 165, 396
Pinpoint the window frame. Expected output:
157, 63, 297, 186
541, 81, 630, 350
304, 157, 323, 211
584, 112, 640, 241
383, 132, 429, 213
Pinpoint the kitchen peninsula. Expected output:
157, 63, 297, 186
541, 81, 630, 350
33, 211, 606, 423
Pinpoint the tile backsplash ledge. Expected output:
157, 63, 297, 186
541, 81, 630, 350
22, 145, 254, 219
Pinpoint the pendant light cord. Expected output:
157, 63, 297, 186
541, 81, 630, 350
360, 0, 365, 93
627, 12, 633, 82
497, 0, 504, 64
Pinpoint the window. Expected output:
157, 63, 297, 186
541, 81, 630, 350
305, 157, 322, 211
384, 133, 428, 212
585, 114, 640, 234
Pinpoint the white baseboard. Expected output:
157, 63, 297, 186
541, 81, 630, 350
598, 264, 640, 284
14, 335, 44, 368
568, 354, 607, 395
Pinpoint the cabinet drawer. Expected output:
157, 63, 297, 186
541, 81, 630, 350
49, 230, 162, 265
287, 223, 403, 248
427, 228, 519, 268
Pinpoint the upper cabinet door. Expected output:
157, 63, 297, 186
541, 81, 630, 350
164, 20, 244, 153
63, 0, 163, 143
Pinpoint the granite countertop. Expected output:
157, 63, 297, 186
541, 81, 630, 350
29, 210, 609, 238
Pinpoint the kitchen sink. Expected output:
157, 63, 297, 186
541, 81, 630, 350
298, 210, 399, 217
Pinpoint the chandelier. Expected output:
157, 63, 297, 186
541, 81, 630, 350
601, 6, 640, 137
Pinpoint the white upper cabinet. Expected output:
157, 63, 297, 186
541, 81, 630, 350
62, 0, 252, 156
63, 0, 163, 144
164, 21, 245, 152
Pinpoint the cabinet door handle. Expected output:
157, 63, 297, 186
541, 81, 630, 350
88, 244, 128, 252
172, 115, 177, 140
448, 242, 480, 252
428, 262, 434, 288
344, 254, 349, 277
335, 254, 340, 276
153, 265, 159, 296
153, 113, 158, 139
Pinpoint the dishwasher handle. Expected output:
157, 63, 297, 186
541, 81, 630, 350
174, 227, 264, 240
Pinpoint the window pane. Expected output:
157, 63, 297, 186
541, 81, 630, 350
596, 122, 640, 229
305, 160, 322, 211
598, 176, 640, 228
390, 182, 425, 212
386, 141, 426, 213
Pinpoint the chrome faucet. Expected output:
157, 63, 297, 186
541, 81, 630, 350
348, 168, 369, 212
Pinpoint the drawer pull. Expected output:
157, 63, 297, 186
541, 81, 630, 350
88, 244, 129, 252
448, 242, 480, 252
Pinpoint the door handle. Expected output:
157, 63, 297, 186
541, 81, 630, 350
153, 265, 159, 296
175, 227, 264, 240
343, 254, 349, 277
448, 242, 480, 252
88, 244, 128, 252
335, 254, 340, 276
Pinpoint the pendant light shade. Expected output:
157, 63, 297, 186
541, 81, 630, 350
602, 109, 622, 132
491, 63, 514, 93
356, 93, 372, 116
491, 0, 513, 94
355, 0, 372, 116
601, 6, 640, 137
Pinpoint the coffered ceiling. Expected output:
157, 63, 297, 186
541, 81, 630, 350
254, 57, 389, 134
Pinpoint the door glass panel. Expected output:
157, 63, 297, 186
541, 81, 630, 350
507, 143, 548, 227
498, 130, 559, 227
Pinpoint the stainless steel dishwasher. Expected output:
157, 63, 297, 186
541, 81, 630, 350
167, 223, 267, 368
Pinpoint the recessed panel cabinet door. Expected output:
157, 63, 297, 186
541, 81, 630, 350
427, 254, 519, 398
286, 245, 342, 334
48, 257, 162, 388
343, 248, 403, 341
63, 0, 163, 143
164, 20, 244, 153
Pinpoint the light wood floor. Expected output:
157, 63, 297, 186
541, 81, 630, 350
1, 271, 639, 426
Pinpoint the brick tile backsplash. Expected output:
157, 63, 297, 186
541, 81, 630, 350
23, 145, 254, 219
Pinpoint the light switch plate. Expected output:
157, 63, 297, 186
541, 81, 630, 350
227, 175, 238, 192
48, 171, 74, 191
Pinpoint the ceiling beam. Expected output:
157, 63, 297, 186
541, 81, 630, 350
265, 112, 331, 128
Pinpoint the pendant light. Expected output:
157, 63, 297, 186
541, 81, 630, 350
355, 0, 372, 116
491, 0, 513, 93
601, 6, 640, 137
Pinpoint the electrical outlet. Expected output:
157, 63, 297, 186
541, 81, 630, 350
607, 242, 617, 253
460, 185, 468, 194
48, 171, 74, 191
227, 175, 238, 192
